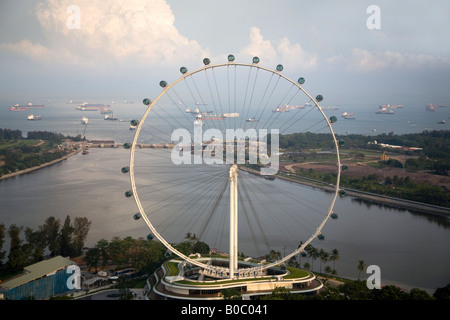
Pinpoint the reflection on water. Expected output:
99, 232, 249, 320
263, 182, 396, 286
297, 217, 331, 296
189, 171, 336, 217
0, 148, 449, 293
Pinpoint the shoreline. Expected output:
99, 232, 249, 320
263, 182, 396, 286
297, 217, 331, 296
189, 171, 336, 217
1, 151, 449, 218
0, 149, 81, 181
238, 166, 450, 218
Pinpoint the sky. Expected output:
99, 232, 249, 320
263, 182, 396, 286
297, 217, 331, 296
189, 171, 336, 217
0, 0, 449, 107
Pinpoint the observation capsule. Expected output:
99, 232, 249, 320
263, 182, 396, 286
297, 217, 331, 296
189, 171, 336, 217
125, 190, 133, 198
316, 95, 324, 102
159, 80, 167, 88
227, 54, 235, 62
252, 56, 260, 64
121, 166, 130, 174
180, 66, 188, 74
331, 213, 338, 220
329, 116, 337, 123
298, 77, 305, 85
143, 98, 151, 105
147, 234, 154, 241
276, 64, 283, 72
123, 142, 131, 149
133, 213, 141, 220
318, 234, 325, 241
339, 140, 345, 147
301, 252, 307, 258
203, 57, 211, 65
342, 165, 349, 170
130, 119, 139, 127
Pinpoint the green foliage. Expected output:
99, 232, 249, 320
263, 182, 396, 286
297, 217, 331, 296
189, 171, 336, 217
85, 236, 167, 274
0, 215, 91, 275
433, 284, 450, 300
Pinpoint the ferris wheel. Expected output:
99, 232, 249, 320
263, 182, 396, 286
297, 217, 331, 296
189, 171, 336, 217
122, 55, 341, 278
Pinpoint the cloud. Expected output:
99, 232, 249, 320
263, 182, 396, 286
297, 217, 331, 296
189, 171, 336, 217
240, 27, 318, 70
1, 0, 208, 66
329, 48, 450, 73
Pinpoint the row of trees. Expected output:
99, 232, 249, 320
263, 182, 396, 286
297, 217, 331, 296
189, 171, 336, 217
0, 128, 68, 142
0, 215, 91, 273
0, 128, 22, 141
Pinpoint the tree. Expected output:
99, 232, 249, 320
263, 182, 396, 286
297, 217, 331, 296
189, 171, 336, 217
192, 241, 210, 255
433, 284, 450, 300
220, 288, 241, 300
59, 216, 74, 257
330, 249, 340, 270
42, 216, 61, 256
409, 288, 433, 300
96, 239, 110, 269
309, 247, 319, 271
319, 249, 329, 273
372, 285, 409, 300
6, 224, 28, 270
0, 223, 5, 266
324, 266, 333, 276
85, 247, 101, 272
72, 217, 91, 256
357, 260, 366, 280
23, 227, 46, 263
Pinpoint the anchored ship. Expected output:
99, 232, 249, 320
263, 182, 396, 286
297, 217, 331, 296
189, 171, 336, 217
27, 114, 41, 121
104, 114, 118, 120
10, 103, 45, 111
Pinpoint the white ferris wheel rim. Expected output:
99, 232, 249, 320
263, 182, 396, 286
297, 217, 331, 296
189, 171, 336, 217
128, 58, 342, 275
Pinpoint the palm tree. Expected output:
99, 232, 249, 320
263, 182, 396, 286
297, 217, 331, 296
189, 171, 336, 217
319, 249, 329, 273
303, 262, 310, 270
357, 260, 366, 280
310, 247, 319, 271
330, 249, 340, 269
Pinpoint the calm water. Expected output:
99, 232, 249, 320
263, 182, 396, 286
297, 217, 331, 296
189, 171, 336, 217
0, 148, 449, 293
1, 99, 450, 141
0, 99, 449, 294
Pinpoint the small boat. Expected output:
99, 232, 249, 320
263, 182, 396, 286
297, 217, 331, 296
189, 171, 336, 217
246, 118, 258, 122
438, 120, 446, 124
27, 114, 41, 121
81, 116, 88, 124
343, 113, 355, 119
104, 114, 118, 120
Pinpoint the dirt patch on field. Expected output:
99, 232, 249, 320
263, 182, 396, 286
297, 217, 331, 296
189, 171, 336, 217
282, 162, 450, 190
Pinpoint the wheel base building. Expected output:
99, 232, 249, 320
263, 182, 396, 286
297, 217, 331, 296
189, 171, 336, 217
150, 257, 323, 300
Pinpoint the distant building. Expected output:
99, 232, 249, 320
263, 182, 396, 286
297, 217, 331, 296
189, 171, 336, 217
0, 256, 78, 300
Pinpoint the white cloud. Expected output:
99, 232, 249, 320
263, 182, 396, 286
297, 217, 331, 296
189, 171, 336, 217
329, 48, 450, 73
1, 0, 208, 66
240, 27, 318, 70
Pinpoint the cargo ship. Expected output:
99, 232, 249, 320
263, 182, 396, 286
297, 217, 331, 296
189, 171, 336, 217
221, 112, 240, 118
343, 113, 355, 119
10, 103, 45, 111
104, 114, 118, 120
375, 106, 394, 114
196, 113, 226, 120
76, 103, 111, 111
